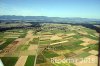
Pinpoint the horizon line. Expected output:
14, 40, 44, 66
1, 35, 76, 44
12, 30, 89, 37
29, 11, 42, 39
0, 15, 100, 20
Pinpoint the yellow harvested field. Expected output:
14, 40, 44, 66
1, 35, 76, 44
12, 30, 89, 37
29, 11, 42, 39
80, 43, 90, 46
40, 35, 52, 40
54, 50, 70, 55
78, 31, 88, 35
50, 40, 68, 45
89, 50, 98, 55
0, 41, 5, 45
50, 35, 62, 40
79, 47, 88, 51
15, 38, 23, 41
75, 55, 98, 66
28, 45, 38, 51
80, 37, 98, 44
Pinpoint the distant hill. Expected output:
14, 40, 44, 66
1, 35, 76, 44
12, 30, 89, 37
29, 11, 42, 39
0, 15, 100, 24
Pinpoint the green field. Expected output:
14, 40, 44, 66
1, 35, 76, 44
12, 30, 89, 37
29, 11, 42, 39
63, 44, 83, 51
39, 40, 50, 45
72, 40, 84, 45
0, 38, 15, 50
32, 38, 39, 44
43, 50, 59, 58
25, 55, 35, 66
16, 44, 30, 51
77, 52, 91, 58
54, 45, 66, 50
84, 44, 98, 51
19, 33, 27, 38
36, 54, 46, 64
64, 52, 77, 58
51, 40, 61, 43
0, 57, 18, 66
85, 35, 98, 40
72, 35, 82, 39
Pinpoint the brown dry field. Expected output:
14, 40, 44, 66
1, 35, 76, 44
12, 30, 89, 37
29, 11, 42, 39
15, 56, 28, 66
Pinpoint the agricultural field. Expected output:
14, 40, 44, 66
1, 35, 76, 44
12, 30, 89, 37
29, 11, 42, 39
0, 23, 99, 66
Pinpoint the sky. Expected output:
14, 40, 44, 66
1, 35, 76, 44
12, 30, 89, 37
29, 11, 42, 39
0, 0, 100, 19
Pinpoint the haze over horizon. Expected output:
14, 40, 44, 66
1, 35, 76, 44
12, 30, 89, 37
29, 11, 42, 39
0, 0, 100, 19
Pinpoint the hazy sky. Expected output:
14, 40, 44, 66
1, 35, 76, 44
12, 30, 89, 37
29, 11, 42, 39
0, 0, 100, 18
